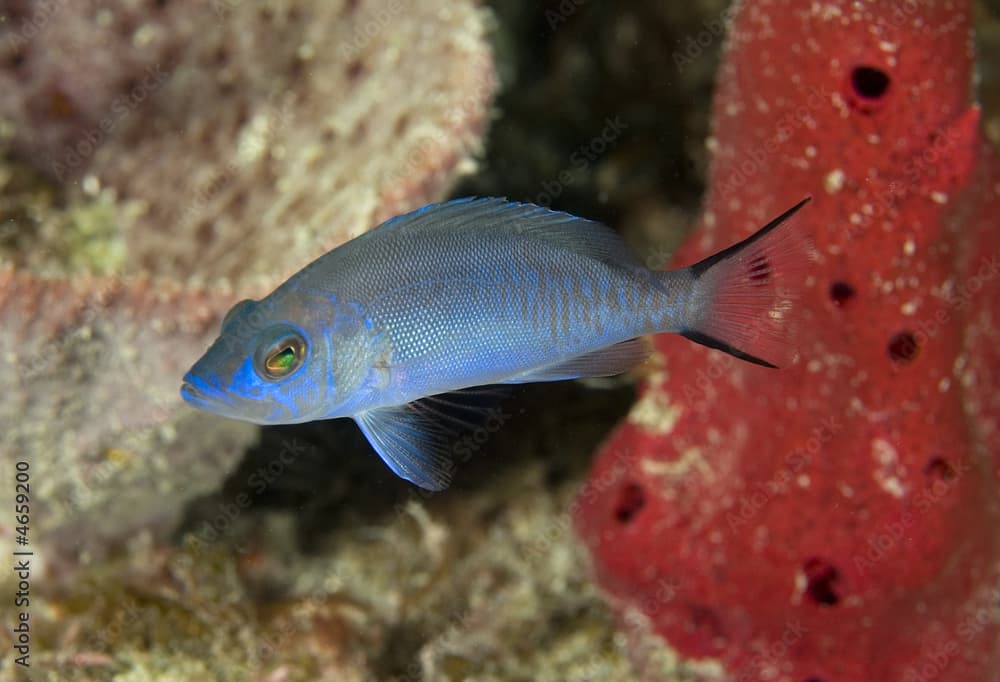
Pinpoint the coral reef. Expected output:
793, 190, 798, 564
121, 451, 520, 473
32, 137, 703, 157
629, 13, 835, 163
575, 1, 1000, 680
10, 382, 648, 681
3, 0, 1000, 680
0, 0, 495, 570
0, 0, 495, 289
0, 270, 255, 573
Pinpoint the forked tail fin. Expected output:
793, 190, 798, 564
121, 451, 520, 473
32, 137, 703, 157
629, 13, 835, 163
680, 197, 813, 368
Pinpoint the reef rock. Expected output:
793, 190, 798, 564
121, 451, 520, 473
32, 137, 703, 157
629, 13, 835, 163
0, 0, 494, 289
0, 270, 255, 573
575, 1, 1000, 680
0, 0, 495, 571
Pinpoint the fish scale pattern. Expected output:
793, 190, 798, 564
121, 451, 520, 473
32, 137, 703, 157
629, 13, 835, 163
284, 198, 669, 401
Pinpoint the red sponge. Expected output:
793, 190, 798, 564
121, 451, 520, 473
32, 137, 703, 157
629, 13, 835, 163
574, 1, 1000, 679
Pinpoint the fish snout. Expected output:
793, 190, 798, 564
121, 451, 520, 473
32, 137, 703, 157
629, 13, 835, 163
180, 372, 225, 410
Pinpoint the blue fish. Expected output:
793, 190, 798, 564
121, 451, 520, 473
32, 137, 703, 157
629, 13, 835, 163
181, 197, 810, 489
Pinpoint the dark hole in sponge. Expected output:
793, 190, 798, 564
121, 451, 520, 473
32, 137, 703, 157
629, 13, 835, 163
887, 331, 918, 363
925, 456, 956, 482
689, 604, 725, 639
829, 281, 855, 306
803, 678, 825, 682
803, 558, 841, 606
614, 482, 646, 524
851, 65, 890, 100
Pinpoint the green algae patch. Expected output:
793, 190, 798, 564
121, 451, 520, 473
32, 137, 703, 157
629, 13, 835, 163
0, 161, 126, 276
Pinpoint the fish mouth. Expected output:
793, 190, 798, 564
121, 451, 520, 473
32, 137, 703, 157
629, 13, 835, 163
180, 380, 209, 409
180, 372, 260, 423
180, 373, 227, 410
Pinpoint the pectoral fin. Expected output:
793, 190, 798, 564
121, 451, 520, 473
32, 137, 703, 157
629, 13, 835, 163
354, 387, 507, 490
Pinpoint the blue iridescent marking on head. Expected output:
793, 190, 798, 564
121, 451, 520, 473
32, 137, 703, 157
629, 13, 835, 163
230, 358, 265, 399
202, 373, 236, 406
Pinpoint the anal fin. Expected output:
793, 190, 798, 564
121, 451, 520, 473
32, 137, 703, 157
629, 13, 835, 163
502, 338, 650, 383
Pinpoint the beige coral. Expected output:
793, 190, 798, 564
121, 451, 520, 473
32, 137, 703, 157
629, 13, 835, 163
0, 0, 495, 569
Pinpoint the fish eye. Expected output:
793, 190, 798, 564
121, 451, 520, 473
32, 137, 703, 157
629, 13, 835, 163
254, 330, 307, 380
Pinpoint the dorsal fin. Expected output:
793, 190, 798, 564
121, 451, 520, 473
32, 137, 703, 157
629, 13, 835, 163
376, 197, 643, 268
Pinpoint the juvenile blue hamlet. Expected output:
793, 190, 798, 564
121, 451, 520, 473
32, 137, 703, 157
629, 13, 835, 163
181, 197, 809, 489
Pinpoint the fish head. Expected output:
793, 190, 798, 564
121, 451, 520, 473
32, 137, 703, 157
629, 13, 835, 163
181, 289, 367, 424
